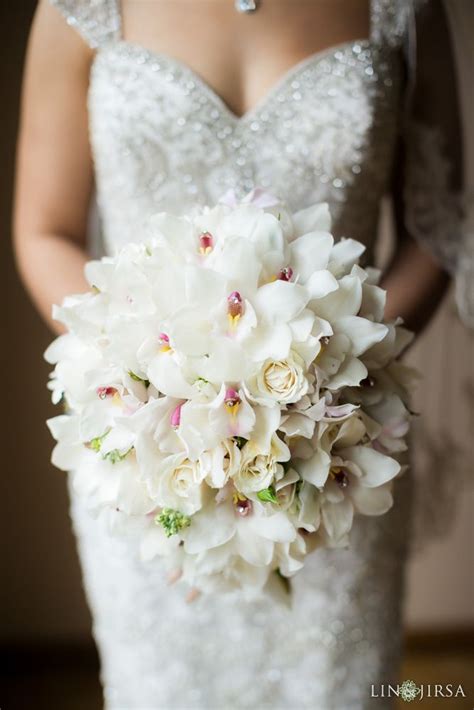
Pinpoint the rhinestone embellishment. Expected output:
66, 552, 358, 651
89, 39, 400, 254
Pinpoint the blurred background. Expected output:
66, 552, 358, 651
2, 3, 473, 709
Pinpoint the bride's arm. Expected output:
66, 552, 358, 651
13, 0, 94, 334
381, 222, 451, 335
381, 0, 462, 335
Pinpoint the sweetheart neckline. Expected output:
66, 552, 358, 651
95, 38, 372, 123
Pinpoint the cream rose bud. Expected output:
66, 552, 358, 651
254, 352, 309, 404
233, 447, 284, 496
157, 454, 206, 515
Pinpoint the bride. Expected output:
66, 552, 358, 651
13, 1, 467, 708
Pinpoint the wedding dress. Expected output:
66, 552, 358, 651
49, 1, 466, 708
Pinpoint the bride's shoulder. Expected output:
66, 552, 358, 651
48, 0, 122, 49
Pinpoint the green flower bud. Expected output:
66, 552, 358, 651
257, 486, 278, 504
155, 508, 191, 537
86, 431, 109, 452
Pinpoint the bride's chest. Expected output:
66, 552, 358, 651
88, 40, 402, 245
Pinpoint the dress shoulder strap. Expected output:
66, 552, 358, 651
50, 0, 122, 49
370, 0, 427, 49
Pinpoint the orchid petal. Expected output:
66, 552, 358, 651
292, 203, 332, 236
290, 232, 334, 279
321, 498, 353, 543
334, 316, 388, 357
340, 446, 400, 487
147, 353, 195, 398
349, 482, 394, 515
313, 275, 362, 321
254, 281, 308, 324
295, 448, 331, 487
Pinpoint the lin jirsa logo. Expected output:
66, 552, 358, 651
400, 681, 421, 702
370, 679, 466, 702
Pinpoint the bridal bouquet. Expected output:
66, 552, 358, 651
46, 189, 414, 598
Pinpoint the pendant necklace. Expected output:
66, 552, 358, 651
235, 0, 260, 14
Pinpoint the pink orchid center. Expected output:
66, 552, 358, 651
277, 266, 293, 282
331, 466, 349, 489
170, 403, 183, 429
198, 231, 214, 255
97, 386, 118, 400
224, 387, 241, 416
159, 332, 171, 352
227, 291, 244, 326
233, 492, 252, 517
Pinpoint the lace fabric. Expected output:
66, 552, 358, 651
69, 470, 413, 710
402, 122, 472, 325
399, 0, 473, 327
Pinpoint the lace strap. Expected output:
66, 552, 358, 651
50, 0, 121, 49
400, 2, 473, 327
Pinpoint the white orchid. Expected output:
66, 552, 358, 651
46, 190, 413, 597
47, 414, 153, 516
178, 497, 298, 594
291, 413, 401, 546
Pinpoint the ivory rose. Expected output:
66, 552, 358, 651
251, 351, 309, 404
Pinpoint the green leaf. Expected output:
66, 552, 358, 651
233, 436, 248, 450
257, 486, 278, 504
293, 479, 304, 512
128, 370, 150, 387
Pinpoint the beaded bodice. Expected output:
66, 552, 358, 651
89, 39, 402, 257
